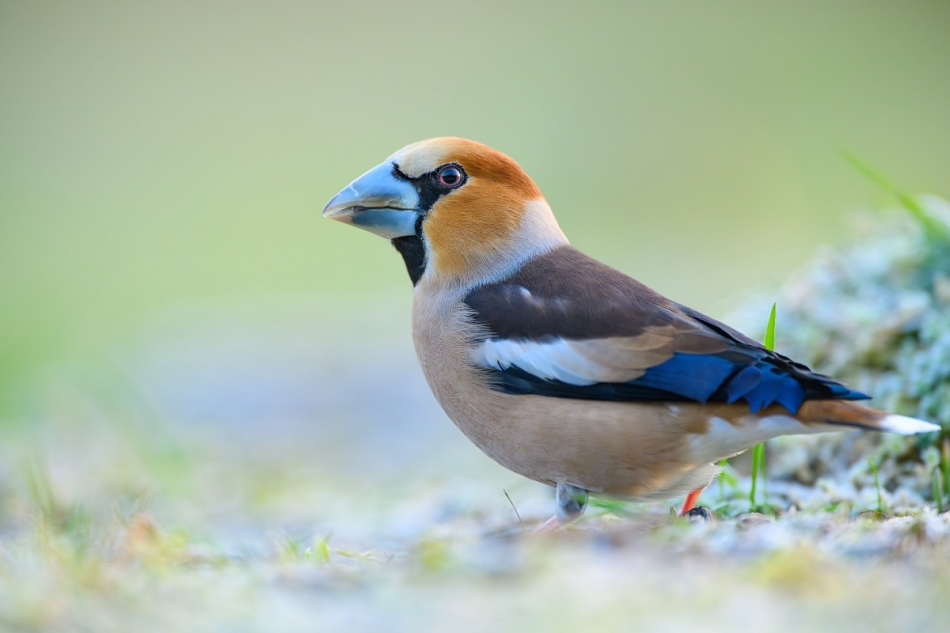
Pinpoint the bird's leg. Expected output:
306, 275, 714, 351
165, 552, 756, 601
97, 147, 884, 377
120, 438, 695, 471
533, 483, 589, 532
678, 487, 706, 516
556, 482, 589, 524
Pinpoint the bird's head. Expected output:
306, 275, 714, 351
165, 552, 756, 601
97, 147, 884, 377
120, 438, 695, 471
323, 137, 568, 288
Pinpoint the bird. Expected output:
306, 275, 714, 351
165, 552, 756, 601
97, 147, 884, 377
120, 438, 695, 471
322, 137, 940, 530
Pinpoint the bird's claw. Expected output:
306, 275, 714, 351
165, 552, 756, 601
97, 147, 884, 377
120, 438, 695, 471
684, 506, 713, 522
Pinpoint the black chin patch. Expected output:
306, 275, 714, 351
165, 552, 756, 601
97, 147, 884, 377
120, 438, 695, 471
388, 161, 466, 286
391, 235, 426, 286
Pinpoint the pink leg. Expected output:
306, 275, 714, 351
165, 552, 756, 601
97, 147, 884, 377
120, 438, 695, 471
532, 516, 562, 533
679, 487, 705, 515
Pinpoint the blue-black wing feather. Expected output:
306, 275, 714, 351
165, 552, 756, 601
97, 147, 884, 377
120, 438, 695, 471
464, 246, 867, 414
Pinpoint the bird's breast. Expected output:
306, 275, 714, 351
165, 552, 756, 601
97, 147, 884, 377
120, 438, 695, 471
410, 289, 507, 449
408, 288, 720, 498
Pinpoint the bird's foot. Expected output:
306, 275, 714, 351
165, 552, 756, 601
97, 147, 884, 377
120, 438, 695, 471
683, 506, 713, 522
533, 483, 589, 533
678, 486, 706, 516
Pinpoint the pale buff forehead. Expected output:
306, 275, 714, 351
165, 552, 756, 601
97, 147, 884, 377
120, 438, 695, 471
387, 138, 455, 178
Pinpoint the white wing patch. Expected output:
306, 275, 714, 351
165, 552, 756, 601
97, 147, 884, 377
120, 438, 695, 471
470, 337, 666, 385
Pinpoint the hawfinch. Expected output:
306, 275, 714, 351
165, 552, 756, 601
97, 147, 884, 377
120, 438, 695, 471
323, 137, 939, 529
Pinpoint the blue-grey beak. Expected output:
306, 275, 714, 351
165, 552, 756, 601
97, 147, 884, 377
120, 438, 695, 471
322, 161, 421, 239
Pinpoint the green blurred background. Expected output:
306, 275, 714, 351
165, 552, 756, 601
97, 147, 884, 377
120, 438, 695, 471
2, 0, 949, 411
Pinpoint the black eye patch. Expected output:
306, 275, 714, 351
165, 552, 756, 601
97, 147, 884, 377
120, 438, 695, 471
391, 162, 468, 213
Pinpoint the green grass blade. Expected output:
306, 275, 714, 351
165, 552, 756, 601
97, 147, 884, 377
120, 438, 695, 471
869, 457, 884, 515
942, 437, 949, 497
748, 303, 777, 511
843, 153, 950, 243
749, 444, 762, 509
764, 303, 777, 352
933, 468, 944, 514
718, 458, 727, 500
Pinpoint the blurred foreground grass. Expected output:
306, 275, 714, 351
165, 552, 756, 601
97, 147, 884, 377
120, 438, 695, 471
3, 408, 950, 633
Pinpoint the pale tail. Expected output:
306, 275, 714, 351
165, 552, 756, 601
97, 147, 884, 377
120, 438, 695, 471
798, 400, 940, 435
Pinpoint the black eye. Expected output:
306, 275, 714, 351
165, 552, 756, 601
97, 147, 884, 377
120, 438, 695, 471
437, 165, 464, 188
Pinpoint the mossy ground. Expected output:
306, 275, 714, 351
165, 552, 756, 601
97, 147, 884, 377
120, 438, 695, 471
2, 413, 949, 633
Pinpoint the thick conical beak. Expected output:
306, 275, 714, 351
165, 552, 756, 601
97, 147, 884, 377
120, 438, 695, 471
322, 161, 421, 239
